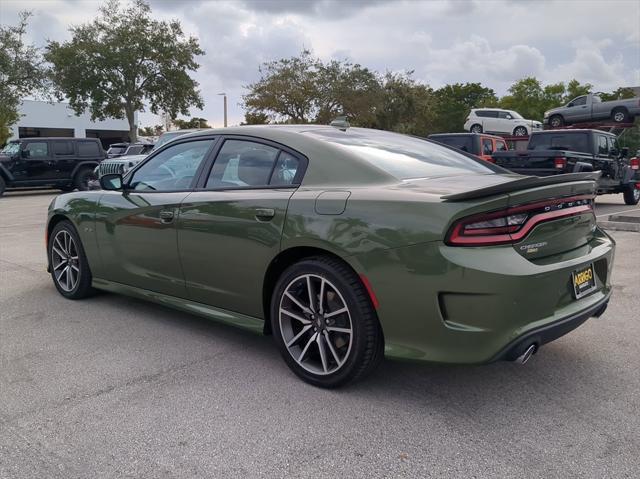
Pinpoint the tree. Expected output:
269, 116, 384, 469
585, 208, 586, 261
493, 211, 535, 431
243, 50, 318, 123
138, 125, 164, 137
46, 0, 204, 142
375, 71, 436, 136
242, 112, 270, 125
173, 117, 210, 129
243, 50, 381, 126
565, 79, 592, 101
432, 83, 497, 133
0, 11, 49, 145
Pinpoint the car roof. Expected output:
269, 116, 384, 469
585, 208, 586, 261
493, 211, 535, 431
171, 125, 418, 186
14, 137, 101, 141
429, 133, 505, 140
534, 129, 612, 135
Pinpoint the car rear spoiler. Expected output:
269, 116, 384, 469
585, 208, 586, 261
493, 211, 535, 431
441, 172, 601, 202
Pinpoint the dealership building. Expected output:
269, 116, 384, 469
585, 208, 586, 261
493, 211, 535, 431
8, 100, 135, 148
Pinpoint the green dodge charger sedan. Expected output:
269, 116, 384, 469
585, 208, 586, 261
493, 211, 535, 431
46, 125, 615, 387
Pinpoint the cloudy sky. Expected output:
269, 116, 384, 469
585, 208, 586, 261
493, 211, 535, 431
2, 0, 639, 128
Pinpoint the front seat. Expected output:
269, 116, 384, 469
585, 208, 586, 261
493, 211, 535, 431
237, 149, 274, 186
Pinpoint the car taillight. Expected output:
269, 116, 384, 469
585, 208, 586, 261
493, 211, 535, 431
630, 157, 639, 170
554, 157, 566, 169
446, 195, 594, 246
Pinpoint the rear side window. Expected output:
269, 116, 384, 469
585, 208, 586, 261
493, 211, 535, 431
270, 151, 300, 186
477, 110, 498, 118
527, 133, 590, 153
430, 136, 473, 153
53, 141, 74, 156
206, 140, 300, 188
78, 141, 101, 157
306, 128, 496, 180
24, 142, 49, 158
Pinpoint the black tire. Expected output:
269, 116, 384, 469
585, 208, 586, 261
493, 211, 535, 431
0, 176, 5, 197
470, 124, 483, 133
612, 108, 629, 124
549, 115, 564, 128
74, 168, 96, 191
623, 184, 640, 205
271, 256, 384, 388
513, 126, 528, 136
48, 220, 96, 299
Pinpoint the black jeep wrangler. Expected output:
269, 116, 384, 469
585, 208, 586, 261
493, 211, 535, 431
0, 137, 105, 196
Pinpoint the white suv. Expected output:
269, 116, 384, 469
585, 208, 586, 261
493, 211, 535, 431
464, 108, 542, 136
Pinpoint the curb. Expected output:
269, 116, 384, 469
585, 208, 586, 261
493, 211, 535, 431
598, 220, 640, 233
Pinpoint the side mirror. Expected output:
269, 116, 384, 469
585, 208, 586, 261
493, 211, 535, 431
21, 150, 30, 159
620, 147, 629, 158
100, 173, 124, 191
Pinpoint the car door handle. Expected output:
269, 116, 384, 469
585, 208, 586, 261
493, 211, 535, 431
159, 210, 175, 223
255, 208, 275, 221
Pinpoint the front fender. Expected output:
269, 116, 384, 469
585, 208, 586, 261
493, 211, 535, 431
47, 192, 103, 277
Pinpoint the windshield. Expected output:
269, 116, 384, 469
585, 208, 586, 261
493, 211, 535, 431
305, 128, 497, 180
528, 133, 590, 153
1, 142, 20, 155
108, 146, 127, 154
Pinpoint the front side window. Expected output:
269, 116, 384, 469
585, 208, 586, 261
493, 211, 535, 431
24, 142, 49, 158
482, 138, 493, 155
206, 140, 282, 188
495, 140, 507, 151
571, 96, 587, 107
130, 139, 214, 191
597, 136, 609, 155
498, 111, 511, 119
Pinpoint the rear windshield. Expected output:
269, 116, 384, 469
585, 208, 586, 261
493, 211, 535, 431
430, 136, 474, 153
305, 128, 496, 179
527, 133, 590, 153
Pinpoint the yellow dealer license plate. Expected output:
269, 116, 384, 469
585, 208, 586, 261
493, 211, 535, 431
572, 263, 597, 299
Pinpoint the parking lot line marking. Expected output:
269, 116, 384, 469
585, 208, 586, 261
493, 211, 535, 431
596, 207, 640, 218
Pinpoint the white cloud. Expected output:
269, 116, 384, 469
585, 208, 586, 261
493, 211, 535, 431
1, 0, 638, 127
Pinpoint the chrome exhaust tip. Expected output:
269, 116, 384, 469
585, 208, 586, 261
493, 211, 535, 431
515, 344, 537, 365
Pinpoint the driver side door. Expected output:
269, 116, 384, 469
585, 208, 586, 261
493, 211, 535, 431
95, 137, 217, 297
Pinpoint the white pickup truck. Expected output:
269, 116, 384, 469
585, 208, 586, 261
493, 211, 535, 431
544, 93, 640, 127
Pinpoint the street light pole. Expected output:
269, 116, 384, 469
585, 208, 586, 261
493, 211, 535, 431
218, 92, 228, 127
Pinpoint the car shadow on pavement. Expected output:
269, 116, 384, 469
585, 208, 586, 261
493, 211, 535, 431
89, 289, 604, 416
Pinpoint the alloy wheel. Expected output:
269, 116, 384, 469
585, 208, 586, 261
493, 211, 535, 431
51, 230, 80, 292
279, 274, 353, 376
614, 111, 625, 122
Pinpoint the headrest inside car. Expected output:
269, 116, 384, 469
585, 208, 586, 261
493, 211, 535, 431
237, 149, 273, 185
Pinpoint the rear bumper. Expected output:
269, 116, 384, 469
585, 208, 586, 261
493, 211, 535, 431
490, 291, 610, 362
350, 227, 615, 364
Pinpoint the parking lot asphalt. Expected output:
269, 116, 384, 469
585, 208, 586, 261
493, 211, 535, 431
1, 190, 639, 478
